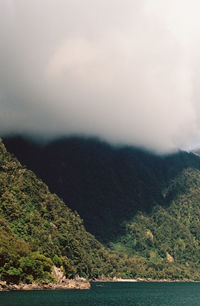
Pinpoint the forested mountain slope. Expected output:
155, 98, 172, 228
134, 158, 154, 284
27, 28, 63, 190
3, 136, 200, 280
4, 136, 200, 243
0, 139, 129, 283
113, 168, 200, 263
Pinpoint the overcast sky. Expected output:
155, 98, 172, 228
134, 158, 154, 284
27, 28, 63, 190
1, 0, 200, 153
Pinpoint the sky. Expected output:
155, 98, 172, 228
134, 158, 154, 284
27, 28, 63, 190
1, 0, 200, 153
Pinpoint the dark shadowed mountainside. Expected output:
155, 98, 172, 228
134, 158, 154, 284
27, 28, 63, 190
0, 138, 130, 283
4, 136, 200, 243
3, 136, 200, 280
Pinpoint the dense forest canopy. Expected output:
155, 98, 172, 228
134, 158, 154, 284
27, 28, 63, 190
2, 136, 200, 282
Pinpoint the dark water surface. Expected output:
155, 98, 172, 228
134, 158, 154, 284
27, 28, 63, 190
1, 282, 200, 306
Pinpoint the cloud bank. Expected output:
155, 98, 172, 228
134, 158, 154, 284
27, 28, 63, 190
1, 0, 200, 152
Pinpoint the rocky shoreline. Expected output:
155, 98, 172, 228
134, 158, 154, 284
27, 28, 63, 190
0, 279, 90, 291
0, 266, 91, 291
1, 277, 200, 291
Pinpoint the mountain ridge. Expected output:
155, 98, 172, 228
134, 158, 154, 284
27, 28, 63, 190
4, 136, 200, 242
0, 138, 128, 283
2, 136, 200, 281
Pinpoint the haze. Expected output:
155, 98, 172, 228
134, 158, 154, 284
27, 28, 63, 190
1, 0, 200, 153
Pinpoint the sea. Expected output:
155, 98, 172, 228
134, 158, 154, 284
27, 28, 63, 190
1, 282, 200, 306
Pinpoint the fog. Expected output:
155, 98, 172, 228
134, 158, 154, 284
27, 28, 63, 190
1, 0, 200, 152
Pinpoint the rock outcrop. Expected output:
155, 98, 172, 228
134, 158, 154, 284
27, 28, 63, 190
0, 279, 90, 291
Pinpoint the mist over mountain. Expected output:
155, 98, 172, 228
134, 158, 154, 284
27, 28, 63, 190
1, 1, 200, 152
3, 0, 200, 285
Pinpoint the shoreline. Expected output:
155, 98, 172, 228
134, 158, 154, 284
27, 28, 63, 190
1, 278, 200, 291
92, 278, 200, 283
0, 279, 91, 291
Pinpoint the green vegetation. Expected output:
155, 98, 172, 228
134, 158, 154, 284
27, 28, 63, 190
0, 139, 126, 283
110, 168, 200, 280
3, 136, 200, 281
5, 137, 200, 244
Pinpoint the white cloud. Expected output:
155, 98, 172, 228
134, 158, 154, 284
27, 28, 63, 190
1, 0, 200, 152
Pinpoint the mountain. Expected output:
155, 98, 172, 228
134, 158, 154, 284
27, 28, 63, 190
113, 168, 200, 265
0, 138, 132, 283
4, 136, 200, 243
3, 136, 200, 281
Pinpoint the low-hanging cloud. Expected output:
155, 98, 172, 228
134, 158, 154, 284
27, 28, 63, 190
1, 0, 200, 153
